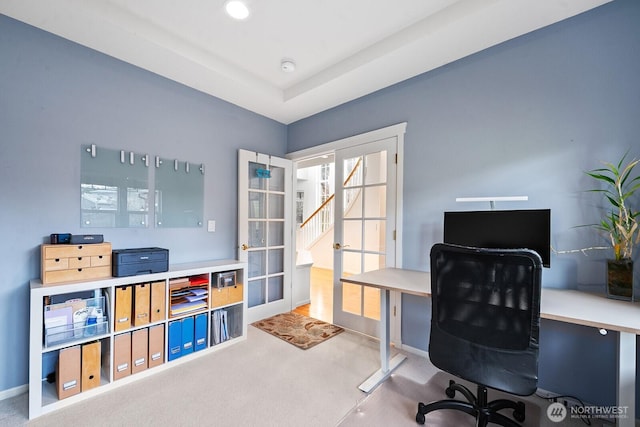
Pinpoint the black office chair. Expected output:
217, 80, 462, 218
416, 243, 542, 427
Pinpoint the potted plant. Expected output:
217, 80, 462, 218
586, 153, 640, 300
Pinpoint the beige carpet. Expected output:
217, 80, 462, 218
252, 311, 344, 350
7, 326, 378, 427
338, 355, 616, 427
339, 371, 541, 426
0, 326, 620, 426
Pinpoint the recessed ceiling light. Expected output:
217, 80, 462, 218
225, 1, 250, 20
281, 59, 296, 73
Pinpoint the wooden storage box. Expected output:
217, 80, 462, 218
211, 284, 243, 308
41, 243, 112, 285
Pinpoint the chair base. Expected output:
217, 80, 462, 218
416, 380, 525, 427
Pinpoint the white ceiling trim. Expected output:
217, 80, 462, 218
1, 0, 611, 124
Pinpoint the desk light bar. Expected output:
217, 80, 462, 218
455, 196, 528, 210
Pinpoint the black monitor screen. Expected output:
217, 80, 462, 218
443, 209, 551, 267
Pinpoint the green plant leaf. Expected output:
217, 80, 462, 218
583, 152, 639, 259
586, 171, 616, 185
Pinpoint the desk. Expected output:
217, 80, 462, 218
542, 288, 640, 427
341, 268, 431, 392
342, 268, 639, 426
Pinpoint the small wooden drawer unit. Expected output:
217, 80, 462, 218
41, 243, 112, 285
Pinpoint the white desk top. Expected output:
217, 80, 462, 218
341, 268, 640, 334
541, 288, 640, 334
341, 268, 431, 297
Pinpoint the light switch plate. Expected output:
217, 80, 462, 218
207, 220, 216, 232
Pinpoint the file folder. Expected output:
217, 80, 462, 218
131, 328, 149, 374
194, 313, 207, 352
150, 281, 166, 322
212, 311, 221, 344
211, 310, 229, 345
57, 345, 81, 400
113, 333, 131, 380
133, 283, 150, 327
181, 316, 194, 356
168, 320, 182, 361
148, 324, 165, 368
221, 310, 229, 341
81, 341, 101, 391
114, 286, 132, 332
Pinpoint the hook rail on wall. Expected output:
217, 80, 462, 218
81, 143, 204, 229
81, 144, 150, 228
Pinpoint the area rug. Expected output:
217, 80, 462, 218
252, 312, 344, 350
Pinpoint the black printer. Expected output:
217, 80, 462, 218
112, 247, 169, 277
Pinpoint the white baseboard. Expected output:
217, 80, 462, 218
398, 342, 428, 359
0, 384, 28, 401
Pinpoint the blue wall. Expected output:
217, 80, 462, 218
0, 15, 285, 392
288, 0, 640, 408
2, 0, 640, 410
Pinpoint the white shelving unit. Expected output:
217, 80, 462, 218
29, 259, 246, 419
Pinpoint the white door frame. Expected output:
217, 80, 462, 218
238, 149, 293, 324
333, 137, 397, 336
287, 122, 406, 345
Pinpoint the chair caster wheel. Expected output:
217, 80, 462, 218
445, 387, 455, 398
513, 411, 525, 422
445, 380, 456, 398
416, 412, 425, 424
513, 402, 526, 422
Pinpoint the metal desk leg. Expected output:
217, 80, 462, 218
618, 331, 635, 427
358, 288, 406, 392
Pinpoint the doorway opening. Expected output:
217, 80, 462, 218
288, 122, 406, 341
293, 154, 336, 323
293, 146, 389, 327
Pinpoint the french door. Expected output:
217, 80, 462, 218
332, 138, 398, 337
238, 150, 293, 323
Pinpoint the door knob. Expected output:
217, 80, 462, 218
333, 243, 350, 250
241, 244, 250, 251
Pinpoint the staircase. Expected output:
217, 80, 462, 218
298, 158, 362, 251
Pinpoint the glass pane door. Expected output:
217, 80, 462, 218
333, 138, 397, 337
239, 150, 292, 323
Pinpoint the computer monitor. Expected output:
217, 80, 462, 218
443, 209, 551, 267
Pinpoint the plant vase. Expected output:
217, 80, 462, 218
606, 259, 634, 300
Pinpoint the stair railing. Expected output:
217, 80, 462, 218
298, 158, 362, 249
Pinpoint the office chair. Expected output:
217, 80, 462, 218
416, 243, 542, 427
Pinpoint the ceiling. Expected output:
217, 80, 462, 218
2, 0, 611, 124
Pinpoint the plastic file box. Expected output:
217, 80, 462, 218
181, 316, 194, 356
168, 320, 182, 361
194, 313, 207, 352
